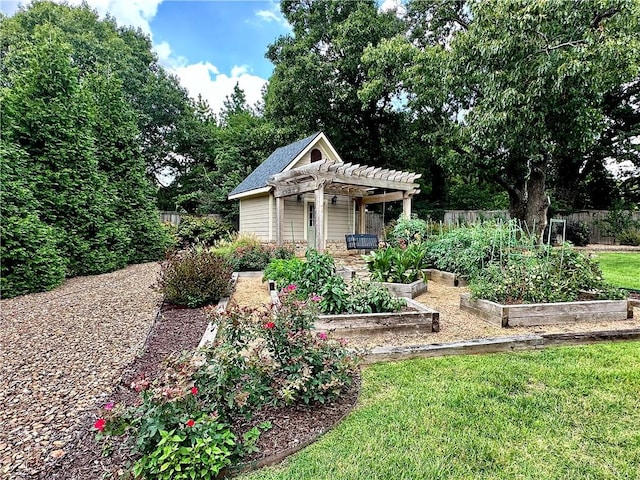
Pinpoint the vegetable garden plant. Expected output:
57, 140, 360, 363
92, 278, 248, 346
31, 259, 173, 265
384, 216, 626, 304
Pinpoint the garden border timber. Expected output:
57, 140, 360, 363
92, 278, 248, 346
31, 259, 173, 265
363, 329, 640, 364
423, 269, 468, 287
460, 293, 633, 328
268, 285, 439, 335
196, 272, 239, 350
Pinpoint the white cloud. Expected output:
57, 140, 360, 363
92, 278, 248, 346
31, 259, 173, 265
254, 1, 289, 29
53, 0, 162, 35
171, 62, 267, 115
379, 0, 406, 16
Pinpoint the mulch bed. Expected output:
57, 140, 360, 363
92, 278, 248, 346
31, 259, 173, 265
38, 302, 359, 480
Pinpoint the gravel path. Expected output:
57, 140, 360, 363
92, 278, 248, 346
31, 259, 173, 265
0, 263, 162, 479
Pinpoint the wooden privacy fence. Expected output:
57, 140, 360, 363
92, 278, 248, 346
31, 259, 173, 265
159, 211, 182, 226
159, 212, 223, 226
442, 209, 640, 244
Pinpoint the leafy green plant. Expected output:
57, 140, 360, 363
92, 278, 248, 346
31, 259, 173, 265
177, 215, 232, 247
388, 215, 429, 247
347, 279, 405, 314
565, 221, 591, 247
363, 243, 428, 284
155, 247, 232, 307
212, 234, 294, 272
617, 229, 640, 246
132, 416, 236, 480
264, 250, 404, 314
263, 258, 304, 287
469, 245, 625, 303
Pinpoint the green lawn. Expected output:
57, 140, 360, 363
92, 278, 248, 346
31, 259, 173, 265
240, 343, 640, 480
595, 252, 640, 290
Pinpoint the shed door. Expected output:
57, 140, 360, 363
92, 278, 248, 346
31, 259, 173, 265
307, 202, 316, 248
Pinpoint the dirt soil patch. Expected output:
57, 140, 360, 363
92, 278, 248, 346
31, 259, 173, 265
231, 276, 271, 308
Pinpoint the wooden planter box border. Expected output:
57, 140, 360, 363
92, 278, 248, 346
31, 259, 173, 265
317, 298, 439, 335
460, 293, 633, 328
424, 269, 468, 287
269, 285, 439, 335
379, 279, 427, 299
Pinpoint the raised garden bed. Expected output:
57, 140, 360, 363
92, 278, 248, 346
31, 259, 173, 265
379, 279, 427, 299
460, 293, 633, 328
315, 298, 439, 336
424, 269, 468, 287
268, 286, 439, 336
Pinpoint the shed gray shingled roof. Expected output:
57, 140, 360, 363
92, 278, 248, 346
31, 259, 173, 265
228, 132, 321, 197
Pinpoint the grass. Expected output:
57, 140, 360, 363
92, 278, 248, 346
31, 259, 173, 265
595, 252, 640, 290
239, 343, 640, 480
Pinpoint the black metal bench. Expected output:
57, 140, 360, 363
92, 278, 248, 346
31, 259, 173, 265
345, 234, 379, 250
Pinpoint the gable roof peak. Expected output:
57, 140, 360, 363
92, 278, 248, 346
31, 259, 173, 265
228, 131, 329, 198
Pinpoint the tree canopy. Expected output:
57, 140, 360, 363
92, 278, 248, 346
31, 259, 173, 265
0, 1, 173, 297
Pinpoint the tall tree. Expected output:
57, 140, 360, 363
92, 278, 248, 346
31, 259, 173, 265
379, 0, 640, 237
264, 0, 406, 166
0, 0, 194, 184
1, 23, 125, 275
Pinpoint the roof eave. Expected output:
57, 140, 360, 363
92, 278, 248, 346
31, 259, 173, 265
228, 186, 272, 200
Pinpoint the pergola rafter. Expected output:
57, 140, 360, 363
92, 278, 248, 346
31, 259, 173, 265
267, 158, 421, 250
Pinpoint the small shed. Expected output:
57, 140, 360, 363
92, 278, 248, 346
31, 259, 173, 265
228, 132, 421, 250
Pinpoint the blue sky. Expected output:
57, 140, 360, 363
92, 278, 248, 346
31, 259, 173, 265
1, 0, 293, 113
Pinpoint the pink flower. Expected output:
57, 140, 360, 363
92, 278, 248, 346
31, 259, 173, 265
186, 419, 195, 428
286, 284, 297, 292
264, 321, 275, 329
131, 378, 150, 392
94, 418, 106, 432
310, 294, 322, 302
191, 386, 198, 395
318, 332, 328, 340
103, 402, 114, 411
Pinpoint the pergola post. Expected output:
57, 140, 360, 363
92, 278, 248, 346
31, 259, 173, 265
403, 194, 412, 218
314, 184, 325, 251
275, 196, 284, 246
358, 199, 366, 234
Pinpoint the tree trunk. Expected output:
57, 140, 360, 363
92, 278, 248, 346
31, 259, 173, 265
507, 167, 550, 243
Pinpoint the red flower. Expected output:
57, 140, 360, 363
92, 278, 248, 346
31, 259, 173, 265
264, 321, 275, 329
186, 419, 195, 427
191, 386, 198, 395
94, 418, 106, 432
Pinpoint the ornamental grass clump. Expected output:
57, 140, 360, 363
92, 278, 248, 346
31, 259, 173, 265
156, 247, 232, 307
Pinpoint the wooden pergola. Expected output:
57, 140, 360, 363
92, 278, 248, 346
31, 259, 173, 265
267, 159, 421, 249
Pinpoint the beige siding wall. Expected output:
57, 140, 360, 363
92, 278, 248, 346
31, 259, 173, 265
327, 195, 355, 240
283, 199, 305, 241
239, 195, 270, 241
290, 137, 337, 168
